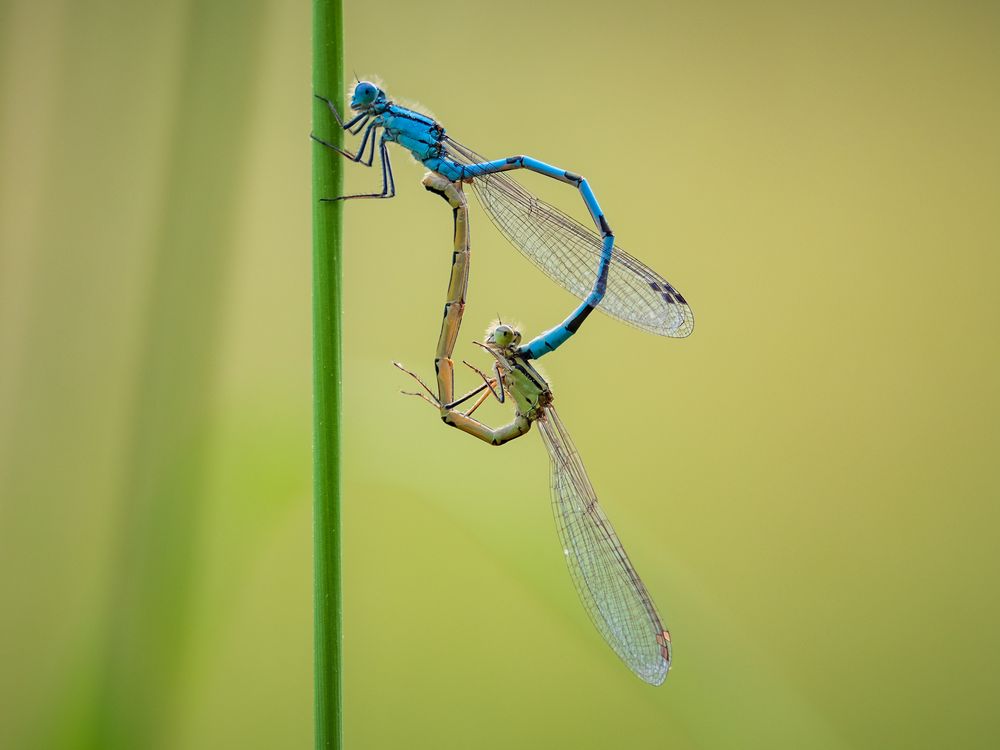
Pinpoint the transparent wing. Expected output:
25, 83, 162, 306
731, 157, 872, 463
443, 137, 694, 338
537, 406, 671, 685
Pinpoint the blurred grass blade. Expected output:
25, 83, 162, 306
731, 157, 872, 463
86, 1, 269, 747
312, 0, 344, 748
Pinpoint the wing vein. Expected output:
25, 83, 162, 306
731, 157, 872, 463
444, 137, 694, 338
537, 406, 671, 685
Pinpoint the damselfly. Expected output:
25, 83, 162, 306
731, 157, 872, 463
314, 80, 694, 357
395, 321, 672, 685
394, 174, 672, 685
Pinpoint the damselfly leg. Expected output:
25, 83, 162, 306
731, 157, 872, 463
314, 93, 367, 132
393, 361, 498, 416
313, 94, 396, 201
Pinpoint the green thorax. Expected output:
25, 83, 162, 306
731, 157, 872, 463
498, 351, 553, 419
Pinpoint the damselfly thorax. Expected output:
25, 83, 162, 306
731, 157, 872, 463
485, 344, 554, 422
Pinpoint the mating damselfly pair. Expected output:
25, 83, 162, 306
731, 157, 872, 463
314, 80, 693, 685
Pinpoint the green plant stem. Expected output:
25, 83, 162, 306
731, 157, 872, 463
312, 0, 344, 748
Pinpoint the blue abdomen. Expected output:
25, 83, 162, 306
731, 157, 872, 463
421, 157, 464, 181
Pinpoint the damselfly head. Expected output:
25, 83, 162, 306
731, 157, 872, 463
350, 80, 384, 111
486, 324, 521, 350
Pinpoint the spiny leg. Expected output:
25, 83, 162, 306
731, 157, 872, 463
445, 382, 488, 410
393, 362, 495, 414
310, 133, 365, 163
311, 94, 377, 164
462, 359, 505, 403
348, 115, 370, 135
314, 93, 366, 131
321, 141, 396, 201
393, 362, 439, 406
463, 387, 494, 417
311, 120, 378, 166
355, 122, 377, 166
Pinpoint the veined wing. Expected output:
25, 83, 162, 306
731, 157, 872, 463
536, 406, 671, 685
443, 137, 694, 338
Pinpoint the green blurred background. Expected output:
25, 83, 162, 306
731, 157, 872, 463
2, 0, 998, 747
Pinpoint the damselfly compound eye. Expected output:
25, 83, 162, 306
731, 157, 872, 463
351, 81, 380, 110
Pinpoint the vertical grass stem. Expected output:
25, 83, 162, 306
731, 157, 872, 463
312, 0, 344, 747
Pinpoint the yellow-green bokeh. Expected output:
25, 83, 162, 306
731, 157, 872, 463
1, 0, 998, 748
